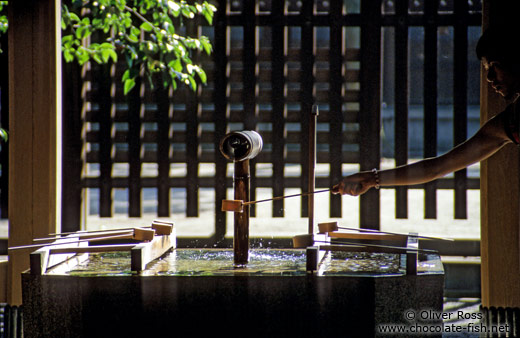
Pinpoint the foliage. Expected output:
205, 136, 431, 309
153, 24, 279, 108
61, 0, 216, 94
0, 1, 6, 140
0, 1, 6, 32
0, 128, 7, 143
0, 1, 7, 54
0, 1, 216, 94
0, 1, 216, 141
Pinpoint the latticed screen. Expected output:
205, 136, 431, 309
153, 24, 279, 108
61, 0, 482, 241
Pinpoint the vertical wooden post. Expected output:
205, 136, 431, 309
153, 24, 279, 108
61, 62, 83, 233
328, 0, 343, 218
0, 32, 8, 220
394, 0, 409, 219
213, 0, 228, 244
270, 0, 286, 218
359, 0, 382, 229
308, 105, 318, 234
423, 0, 439, 219
154, 82, 171, 218
127, 78, 142, 217
480, 0, 520, 308
300, 0, 314, 219
453, 0, 469, 220
7, 0, 61, 305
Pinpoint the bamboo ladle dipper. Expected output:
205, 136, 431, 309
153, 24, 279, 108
8, 227, 156, 251
32, 221, 173, 242
45, 220, 173, 237
221, 188, 332, 213
317, 222, 453, 241
292, 233, 437, 253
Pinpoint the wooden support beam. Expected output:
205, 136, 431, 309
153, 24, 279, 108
7, 0, 61, 305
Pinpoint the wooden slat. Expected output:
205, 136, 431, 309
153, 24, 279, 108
81, 176, 479, 191
127, 77, 142, 217
359, 0, 382, 230
230, 47, 360, 62
394, 0, 409, 219
83, 169, 477, 189
0, 32, 8, 220
299, 0, 315, 218
423, 0, 439, 219
153, 78, 171, 217
95, 63, 114, 217
243, 0, 258, 217
329, 0, 344, 218
87, 64, 362, 89
86, 147, 362, 166
212, 0, 229, 243
254, 65, 361, 83
85, 98, 361, 123
61, 61, 83, 232
101, 129, 355, 145
453, 0, 469, 219
271, 0, 286, 217
186, 26, 200, 218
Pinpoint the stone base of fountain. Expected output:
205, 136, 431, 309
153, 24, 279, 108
22, 249, 443, 337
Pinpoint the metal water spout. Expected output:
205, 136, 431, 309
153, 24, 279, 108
219, 131, 263, 265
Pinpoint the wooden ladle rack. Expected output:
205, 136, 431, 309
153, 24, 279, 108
27, 220, 176, 274
293, 221, 444, 275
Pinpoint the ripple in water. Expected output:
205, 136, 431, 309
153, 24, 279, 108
55, 249, 406, 277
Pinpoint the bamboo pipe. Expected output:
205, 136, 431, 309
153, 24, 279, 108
233, 159, 250, 266
8, 228, 155, 251
221, 189, 331, 213
317, 221, 453, 241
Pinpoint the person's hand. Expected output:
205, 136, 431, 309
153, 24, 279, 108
331, 172, 375, 196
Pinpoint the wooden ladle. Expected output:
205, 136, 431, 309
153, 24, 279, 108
221, 189, 331, 213
317, 221, 453, 241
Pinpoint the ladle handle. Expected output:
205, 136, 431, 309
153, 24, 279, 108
338, 226, 454, 241
9, 233, 138, 251
243, 189, 331, 206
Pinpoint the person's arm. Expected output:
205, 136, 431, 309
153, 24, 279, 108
332, 111, 513, 196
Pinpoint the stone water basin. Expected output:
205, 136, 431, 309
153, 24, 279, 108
22, 248, 444, 337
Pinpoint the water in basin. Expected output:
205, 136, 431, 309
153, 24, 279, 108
45, 248, 430, 277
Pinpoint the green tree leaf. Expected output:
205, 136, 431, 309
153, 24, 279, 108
124, 78, 136, 95
0, 128, 8, 143
140, 22, 154, 33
